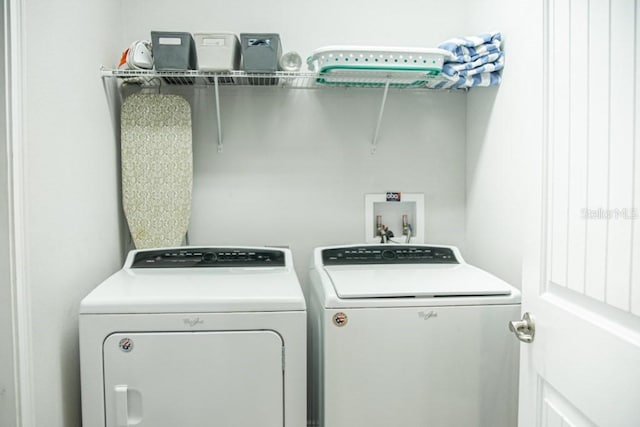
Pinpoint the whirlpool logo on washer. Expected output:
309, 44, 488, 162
183, 317, 204, 327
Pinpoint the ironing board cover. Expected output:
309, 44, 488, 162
121, 93, 193, 249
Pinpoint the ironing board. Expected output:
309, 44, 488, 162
121, 93, 193, 249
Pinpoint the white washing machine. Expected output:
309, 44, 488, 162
308, 244, 521, 427
79, 246, 306, 427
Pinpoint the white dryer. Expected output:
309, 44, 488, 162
80, 246, 306, 427
308, 244, 520, 427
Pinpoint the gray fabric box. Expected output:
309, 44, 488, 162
151, 31, 197, 71
240, 33, 282, 72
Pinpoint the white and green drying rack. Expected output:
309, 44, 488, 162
307, 45, 452, 153
306, 45, 452, 88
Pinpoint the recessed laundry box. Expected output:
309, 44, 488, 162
79, 247, 306, 427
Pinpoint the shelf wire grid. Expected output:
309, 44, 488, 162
101, 67, 449, 90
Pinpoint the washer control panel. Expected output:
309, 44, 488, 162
131, 248, 286, 268
322, 246, 458, 265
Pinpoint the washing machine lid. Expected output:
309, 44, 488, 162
324, 264, 513, 299
80, 247, 305, 314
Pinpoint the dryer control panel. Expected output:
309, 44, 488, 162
131, 248, 286, 268
322, 246, 458, 265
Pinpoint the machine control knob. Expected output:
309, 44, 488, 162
202, 252, 217, 262
382, 249, 396, 260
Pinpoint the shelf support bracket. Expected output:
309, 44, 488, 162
214, 75, 223, 152
371, 80, 390, 154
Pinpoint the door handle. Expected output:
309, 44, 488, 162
114, 384, 142, 426
115, 385, 130, 427
509, 312, 535, 343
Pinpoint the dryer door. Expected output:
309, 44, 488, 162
103, 330, 284, 427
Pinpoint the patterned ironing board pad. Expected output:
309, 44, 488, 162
121, 94, 193, 249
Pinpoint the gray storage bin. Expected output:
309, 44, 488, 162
240, 33, 282, 72
151, 31, 197, 71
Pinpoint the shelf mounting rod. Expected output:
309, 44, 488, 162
214, 75, 223, 152
371, 80, 391, 154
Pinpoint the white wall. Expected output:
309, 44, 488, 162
187, 87, 467, 280
464, 1, 541, 287
120, 0, 471, 283
8, 0, 532, 426
1, 1, 18, 425
20, 0, 123, 425
120, 0, 470, 56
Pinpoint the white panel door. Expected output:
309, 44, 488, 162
518, 0, 640, 426
103, 331, 284, 427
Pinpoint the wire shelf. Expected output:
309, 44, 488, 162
104, 68, 318, 88
100, 67, 449, 90
100, 67, 455, 154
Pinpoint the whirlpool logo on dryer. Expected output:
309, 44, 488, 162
417, 310, 438, 320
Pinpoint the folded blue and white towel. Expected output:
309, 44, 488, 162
439, 31, 503, 64
427, 31, 504, 89
442, 51, 504, 78
426, 72, 502, 90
